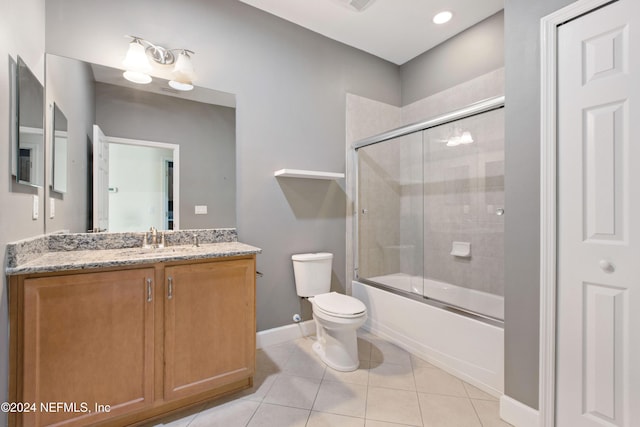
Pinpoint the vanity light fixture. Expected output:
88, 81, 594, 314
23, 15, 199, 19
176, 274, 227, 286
122, 36, 196, 91
433, 10, 453, 25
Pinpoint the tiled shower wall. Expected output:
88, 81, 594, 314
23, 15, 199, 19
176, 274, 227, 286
347, 68, 504, 300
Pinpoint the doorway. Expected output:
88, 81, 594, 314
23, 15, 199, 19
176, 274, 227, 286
92, 125, 180, 232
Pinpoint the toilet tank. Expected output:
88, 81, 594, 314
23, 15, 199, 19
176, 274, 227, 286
291, 253, 333, 297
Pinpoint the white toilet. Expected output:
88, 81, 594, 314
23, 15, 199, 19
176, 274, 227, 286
292, 252, 367, 372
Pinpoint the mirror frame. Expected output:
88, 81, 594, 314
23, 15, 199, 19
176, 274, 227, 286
9, 56, 18, 176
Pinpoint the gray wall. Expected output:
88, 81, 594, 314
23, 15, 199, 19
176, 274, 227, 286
95, 82, 236, 229
45, 54, 95, 233
0, 0, 46, 425
400, 11, 504, 106
503, 0, 576, 409
45, 0, 401, 331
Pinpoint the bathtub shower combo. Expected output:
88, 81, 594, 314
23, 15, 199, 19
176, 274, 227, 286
352, 96, 505, 395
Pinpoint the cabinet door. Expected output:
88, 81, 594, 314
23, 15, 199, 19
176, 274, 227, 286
21, 268, 155, 427
164, 258, 256, 401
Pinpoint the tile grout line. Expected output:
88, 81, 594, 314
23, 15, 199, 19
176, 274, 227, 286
242, 400, 261, 427
244, 344, 297, 427
410, 354, 426, 427
184, 402, 208, 427
304, 365, 324, 427
302, 337, 325, 426
362, 334, 372, 426
463, 382, 485, 427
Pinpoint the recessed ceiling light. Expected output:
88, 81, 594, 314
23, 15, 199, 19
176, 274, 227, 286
433, 11, 453, 25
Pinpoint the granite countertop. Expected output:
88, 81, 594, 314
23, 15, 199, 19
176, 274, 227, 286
6, 229, 262, 276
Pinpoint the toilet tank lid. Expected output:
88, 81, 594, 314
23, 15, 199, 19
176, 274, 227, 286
291, 252, 333, 261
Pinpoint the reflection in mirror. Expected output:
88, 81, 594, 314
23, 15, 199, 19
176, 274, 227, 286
92, 124, 179, 233
16, 56, 44, 187
107, 141, 176, 232
52, 103, 68, 193
45, 54, 237, 234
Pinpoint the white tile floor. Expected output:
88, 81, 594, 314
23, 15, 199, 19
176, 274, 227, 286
146, 332, 512, 427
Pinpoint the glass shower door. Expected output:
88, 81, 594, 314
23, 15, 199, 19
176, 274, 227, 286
357, 132, 424, 295
422, 108, 505, 319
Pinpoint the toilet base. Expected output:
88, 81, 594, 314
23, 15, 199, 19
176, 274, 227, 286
312, 317, 362, 372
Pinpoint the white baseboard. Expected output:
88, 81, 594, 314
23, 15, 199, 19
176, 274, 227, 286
500, 395, 539, 427
256, 320, 315, 349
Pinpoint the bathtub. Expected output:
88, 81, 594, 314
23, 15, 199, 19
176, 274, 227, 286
352, 279, 504, 396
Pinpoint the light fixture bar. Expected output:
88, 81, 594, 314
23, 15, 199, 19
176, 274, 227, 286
122, 35, 196, 90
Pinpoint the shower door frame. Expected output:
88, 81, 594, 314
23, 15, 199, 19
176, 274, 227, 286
351, 95, 505, 322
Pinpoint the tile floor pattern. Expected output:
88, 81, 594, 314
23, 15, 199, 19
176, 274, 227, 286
145, 332, 513, 427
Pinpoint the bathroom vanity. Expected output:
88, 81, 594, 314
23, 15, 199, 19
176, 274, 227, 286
6, 229, 260, 427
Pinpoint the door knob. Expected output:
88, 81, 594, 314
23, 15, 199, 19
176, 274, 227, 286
599, 260, 615, 273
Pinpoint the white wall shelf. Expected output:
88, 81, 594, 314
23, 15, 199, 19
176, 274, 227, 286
274, 169, 345, 180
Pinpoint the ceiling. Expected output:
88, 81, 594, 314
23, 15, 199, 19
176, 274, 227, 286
237, 0, 504, 65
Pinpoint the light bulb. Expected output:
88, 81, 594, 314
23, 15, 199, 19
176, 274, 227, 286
123, 70, 152, 84
123, 40, 152, 73
433, 11, 453, 25
123, 39, 152, 84
460, 131, 474, 144
168, 80, 194, 91
169, 50, 195, 91
446, 136, 461, 147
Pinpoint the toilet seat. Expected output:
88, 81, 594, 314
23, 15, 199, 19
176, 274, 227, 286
312, 292, 366, 319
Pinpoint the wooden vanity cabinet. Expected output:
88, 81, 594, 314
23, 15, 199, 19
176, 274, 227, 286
13, 268, 156, 427
9, 255, 256, 427
164, 258, 256, 400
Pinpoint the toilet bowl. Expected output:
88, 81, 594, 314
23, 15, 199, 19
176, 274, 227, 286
292, 253, 367, 372
310, 292, 367, 371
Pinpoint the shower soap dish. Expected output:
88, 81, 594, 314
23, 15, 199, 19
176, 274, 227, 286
450, 241, 471, 258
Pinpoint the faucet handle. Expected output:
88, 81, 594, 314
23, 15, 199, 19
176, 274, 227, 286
193, 234, 199, 247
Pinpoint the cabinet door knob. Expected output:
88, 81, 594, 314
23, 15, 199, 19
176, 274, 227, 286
146, 278, 153, 302
599, 260, 615, 273
168, 276, 174, 300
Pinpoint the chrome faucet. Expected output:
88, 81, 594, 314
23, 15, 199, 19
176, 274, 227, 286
143, 226, 164, 249
150, 227, 158, 247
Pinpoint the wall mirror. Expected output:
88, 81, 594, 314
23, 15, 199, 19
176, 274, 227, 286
51, 103, 68, 193
45, 54, 237, 234
15, 56, 45, 187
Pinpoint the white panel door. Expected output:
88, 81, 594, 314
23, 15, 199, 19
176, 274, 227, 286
557, 1, 640, 426
92, 124, 109, 232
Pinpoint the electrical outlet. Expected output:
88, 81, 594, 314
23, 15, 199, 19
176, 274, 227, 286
195, 205, 208, 215
32, 195, 39, 220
